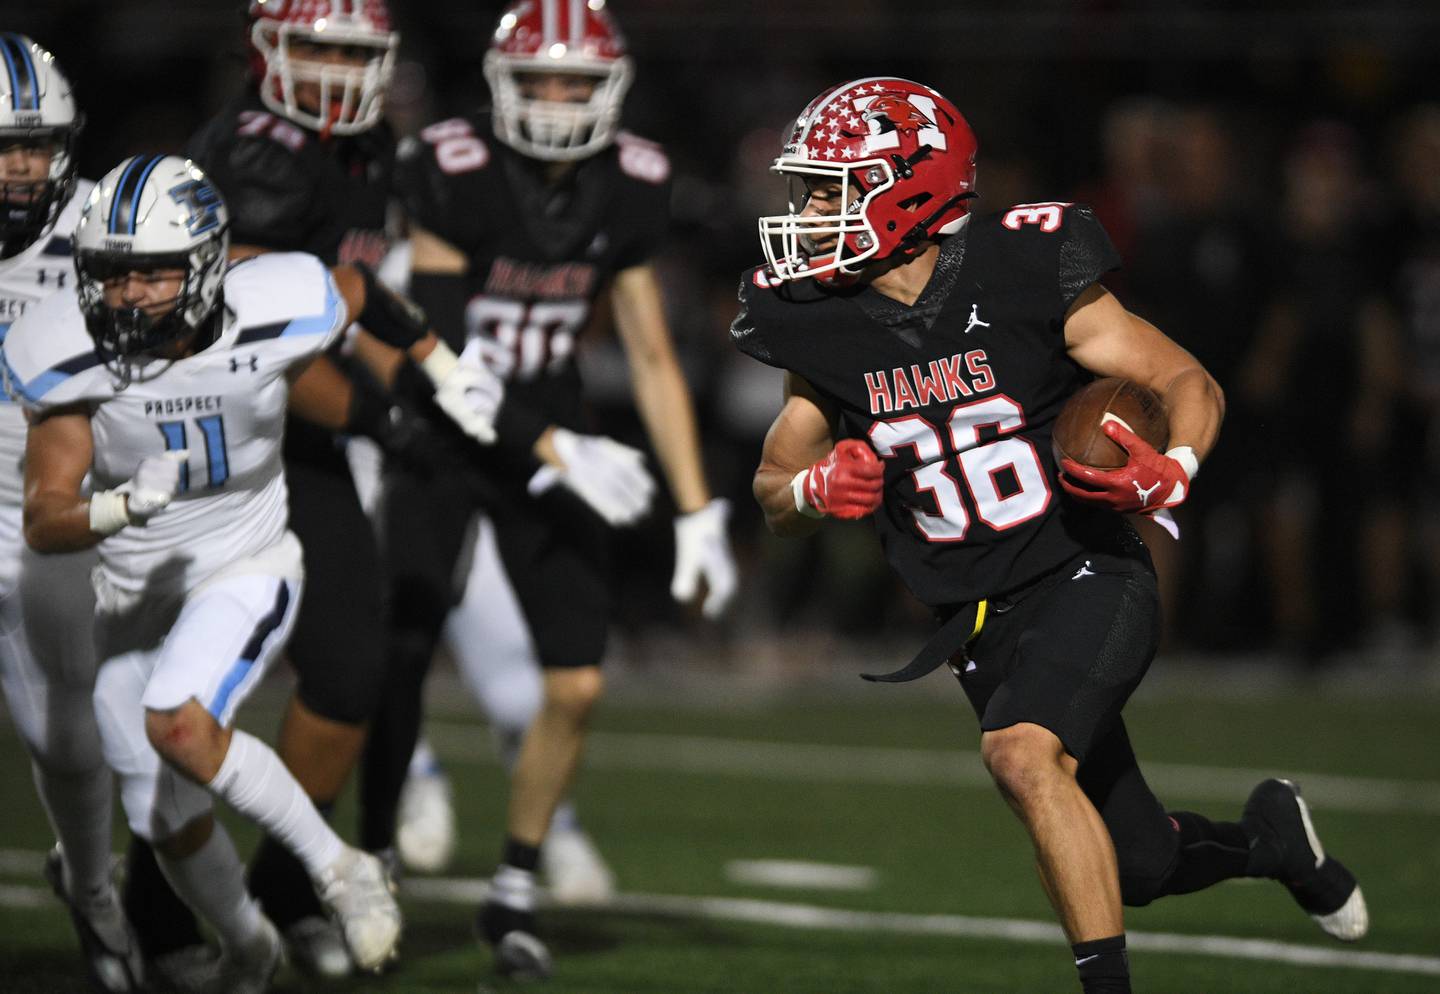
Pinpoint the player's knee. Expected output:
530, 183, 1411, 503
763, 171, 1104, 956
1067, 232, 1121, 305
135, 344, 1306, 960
981, 724, 1068, 807
542, 666, 604, 723
144, 703, 227, 781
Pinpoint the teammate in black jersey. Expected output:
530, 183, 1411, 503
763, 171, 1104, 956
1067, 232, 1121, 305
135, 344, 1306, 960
737, 77, 1369, 994
363, 0, 736, 979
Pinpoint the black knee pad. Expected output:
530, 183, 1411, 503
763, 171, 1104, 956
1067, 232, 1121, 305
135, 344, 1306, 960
1115, 828, 1180, 907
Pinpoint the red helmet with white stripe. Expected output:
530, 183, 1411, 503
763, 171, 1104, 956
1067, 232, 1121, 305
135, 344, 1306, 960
483, 0, 634, 161
759, 77, 978, 284
246, 0, 398, 136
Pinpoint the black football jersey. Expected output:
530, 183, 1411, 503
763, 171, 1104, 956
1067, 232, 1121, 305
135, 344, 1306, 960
395, 111, 671, 427
733, 203, 1128, 608
187, 94, 396, 268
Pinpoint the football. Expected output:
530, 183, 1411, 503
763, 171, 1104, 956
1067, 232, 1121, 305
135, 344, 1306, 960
1051, 377, 1169, 470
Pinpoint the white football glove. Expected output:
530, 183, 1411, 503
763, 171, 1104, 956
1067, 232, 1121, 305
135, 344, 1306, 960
529, 428, 655, 527
421, 339, 502, 445
671, 498, 738, 619
90, 450, 188, 535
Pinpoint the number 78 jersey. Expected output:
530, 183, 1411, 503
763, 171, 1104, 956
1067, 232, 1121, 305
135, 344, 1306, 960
2, 252, 347, 598
732, 203, 1130, 608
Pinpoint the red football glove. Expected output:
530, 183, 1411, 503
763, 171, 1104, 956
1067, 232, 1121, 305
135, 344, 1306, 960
794, 439, 885, 520
1058, 421, 1192, 514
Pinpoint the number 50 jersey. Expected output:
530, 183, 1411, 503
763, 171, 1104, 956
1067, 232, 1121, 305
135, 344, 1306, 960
733, 203, 1130, 608
2, 253, 347, 598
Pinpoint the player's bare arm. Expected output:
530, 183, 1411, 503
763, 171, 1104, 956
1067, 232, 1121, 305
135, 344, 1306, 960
22, 405, 101, 552
755, 373, 839, 538
611, 263, 710, 514
1063, 283, 1225, 463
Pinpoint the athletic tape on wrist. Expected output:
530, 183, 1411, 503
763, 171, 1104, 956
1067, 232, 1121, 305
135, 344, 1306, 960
88, 490, 131, 536
791, 470, 824, 519
419, 340, 459, 385
1165, 445, 1200, 481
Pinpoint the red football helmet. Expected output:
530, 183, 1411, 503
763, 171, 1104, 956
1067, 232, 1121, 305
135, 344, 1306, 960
247, 0, 398, 136
483, 0, 634, 161
759, 77, 978, 284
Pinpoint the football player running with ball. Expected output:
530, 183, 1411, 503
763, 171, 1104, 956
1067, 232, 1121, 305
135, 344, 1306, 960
0, 34, 146, 993
736, 78, 1367, 994
362, 0, 737, 979
2, 155, 504, 992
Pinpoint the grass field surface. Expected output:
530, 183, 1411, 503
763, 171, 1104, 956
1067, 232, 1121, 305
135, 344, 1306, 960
1, 656, 1437, 993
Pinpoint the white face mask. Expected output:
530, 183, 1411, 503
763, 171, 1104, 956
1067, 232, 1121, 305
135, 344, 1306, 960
252, 20, 398, 135
483, 52, 633, 162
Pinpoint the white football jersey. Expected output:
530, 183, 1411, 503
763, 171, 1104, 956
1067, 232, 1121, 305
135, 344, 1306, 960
2, 252, 348, 597
0, 180, 93, 505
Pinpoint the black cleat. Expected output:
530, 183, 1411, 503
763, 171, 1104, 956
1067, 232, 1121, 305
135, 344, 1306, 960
1241, 778, 1369, 941
477, 900, 553, 981
45, 846, 147, 993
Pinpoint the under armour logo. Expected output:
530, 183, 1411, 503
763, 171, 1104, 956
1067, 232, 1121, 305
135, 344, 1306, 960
1133, 480, 1161, 506
1071, 560, 1095, 580
229, 355, 258, 374
963, 304, 991, 334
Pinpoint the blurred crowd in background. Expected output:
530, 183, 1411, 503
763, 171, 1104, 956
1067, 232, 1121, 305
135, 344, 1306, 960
12, 0, 1440, 670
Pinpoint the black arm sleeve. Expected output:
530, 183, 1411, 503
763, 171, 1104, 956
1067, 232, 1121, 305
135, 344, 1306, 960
353, 263, 429, 348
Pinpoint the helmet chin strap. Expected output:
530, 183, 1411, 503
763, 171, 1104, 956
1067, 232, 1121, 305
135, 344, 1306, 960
897, 190, 978, 252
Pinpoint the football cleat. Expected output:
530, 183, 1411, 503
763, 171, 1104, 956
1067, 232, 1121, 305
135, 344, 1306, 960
313, 848, 402, 972
1241, 778, 1370, 941
541, 827, 616, 906
149, 944, 222, 994
478, 900, 553, 981
211, 914, 283, 994
396, 771, 457, 874
44, 846, 146, 993
284, 914, 353, 979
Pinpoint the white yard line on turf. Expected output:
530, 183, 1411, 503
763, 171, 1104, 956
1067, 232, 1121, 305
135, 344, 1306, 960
3, 853, 1436, 979
400, 875, 1440, 979
425, 723, 1440, 816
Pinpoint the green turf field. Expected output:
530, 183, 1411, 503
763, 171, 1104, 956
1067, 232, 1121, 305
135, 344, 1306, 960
2, 659, 1438, 993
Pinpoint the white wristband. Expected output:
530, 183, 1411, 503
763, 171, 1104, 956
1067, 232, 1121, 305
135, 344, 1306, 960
1165, 445, 1200, 482
88, 490, 131, 536
791, 469, 824, 519
418, 340, 459, 385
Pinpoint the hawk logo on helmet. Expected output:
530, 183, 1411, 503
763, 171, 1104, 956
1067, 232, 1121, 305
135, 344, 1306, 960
862, 94, 936, 135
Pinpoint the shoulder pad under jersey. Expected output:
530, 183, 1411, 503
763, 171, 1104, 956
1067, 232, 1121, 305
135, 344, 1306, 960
223, 252, 348, 354
1, 288, 114, 411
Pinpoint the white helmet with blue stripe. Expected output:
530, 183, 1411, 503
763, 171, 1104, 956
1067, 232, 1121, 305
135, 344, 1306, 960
74, 155, 230, 357
0, 34, 81, 255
